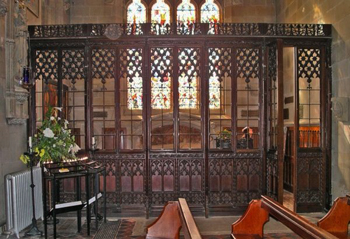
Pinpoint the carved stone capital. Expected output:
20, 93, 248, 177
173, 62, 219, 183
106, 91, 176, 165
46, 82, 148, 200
0, 1, 7, 17
5, 87, 29, 125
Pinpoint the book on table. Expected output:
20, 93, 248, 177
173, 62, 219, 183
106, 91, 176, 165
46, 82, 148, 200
86, 192, 103, 206
49, 200, 86, 215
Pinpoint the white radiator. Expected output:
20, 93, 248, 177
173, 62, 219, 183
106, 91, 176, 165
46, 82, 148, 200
5, 167, 43, 238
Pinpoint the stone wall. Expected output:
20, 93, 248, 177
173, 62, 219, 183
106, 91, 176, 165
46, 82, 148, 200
27, 0, 70, 25
70, 0, 124, 24
276, 0, 350, 199
224, 0, 276, 23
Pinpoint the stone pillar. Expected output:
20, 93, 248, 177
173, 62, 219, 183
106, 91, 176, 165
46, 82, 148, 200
5, 0, 29, 125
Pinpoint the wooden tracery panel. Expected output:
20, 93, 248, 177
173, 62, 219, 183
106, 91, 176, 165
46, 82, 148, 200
295, 47, 325, 212
235, 47, 260, 150
119, 48, 145, 151
91, 48, 117, 150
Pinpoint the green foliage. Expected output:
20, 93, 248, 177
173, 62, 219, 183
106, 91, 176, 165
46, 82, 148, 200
20, 107, 80, 164
218, 129, 231, 140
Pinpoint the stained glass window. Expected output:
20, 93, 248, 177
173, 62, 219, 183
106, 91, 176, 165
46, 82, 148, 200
177, 0, 196, 23
127, 74, 143, 110
151, 48, 173, 109
151, 75, 171, 109
178, 48, 199, 109
201, 0, 219, 23
127, 0, 146, 24
179, 72, 198, 108
151, 0, 170, 24
209, 76, 220, 108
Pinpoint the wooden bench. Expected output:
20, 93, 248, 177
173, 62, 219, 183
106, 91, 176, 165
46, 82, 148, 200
317, 195, 350, 238
231, 195, 338, 239
146, 198, 202, 239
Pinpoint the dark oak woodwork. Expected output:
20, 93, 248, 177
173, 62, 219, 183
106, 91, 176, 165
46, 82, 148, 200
317, 195, 350, 239
146, 201, 182, 239
231, 195, 338, 239
28, 23, 332, 215
146, 198, 202, 239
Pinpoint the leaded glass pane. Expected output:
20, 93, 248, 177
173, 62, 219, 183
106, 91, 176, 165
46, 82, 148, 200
201, 0, 219, 23
151, 48, 173, 109
127, 0, 146, 24
178, 48, 200, 109
128, 74, 143, 110
151, 0, 170, 24
209, 76, 220, 108
177, 0, 196, 23
178, 73, 198, 109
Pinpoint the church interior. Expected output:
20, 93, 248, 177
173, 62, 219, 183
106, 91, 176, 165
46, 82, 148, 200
0, 0, 350, 238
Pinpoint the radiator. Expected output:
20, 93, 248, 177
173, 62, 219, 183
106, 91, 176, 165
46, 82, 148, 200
5, 167, 43, 238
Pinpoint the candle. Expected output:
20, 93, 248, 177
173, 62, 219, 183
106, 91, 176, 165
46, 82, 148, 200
92, 136, 96, 145
29, 136, 32, 148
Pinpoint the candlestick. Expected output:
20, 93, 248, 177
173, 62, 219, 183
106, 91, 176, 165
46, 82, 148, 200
92, 136, 96, 146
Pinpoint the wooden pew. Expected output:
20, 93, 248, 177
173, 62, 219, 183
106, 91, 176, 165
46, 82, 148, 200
231, 195, 338, 239
146, 198, 202, 239
317, 195, 350, 238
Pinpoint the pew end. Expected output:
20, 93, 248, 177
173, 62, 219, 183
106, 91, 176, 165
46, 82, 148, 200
231, 199, 269, 239
317, 195, 350, 238
146, 201, 182, 239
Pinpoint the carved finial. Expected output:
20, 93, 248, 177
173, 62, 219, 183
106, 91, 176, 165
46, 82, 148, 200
0, 1, 8, 17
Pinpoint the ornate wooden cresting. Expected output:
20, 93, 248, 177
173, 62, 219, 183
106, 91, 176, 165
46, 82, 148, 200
28, 23, 332, 215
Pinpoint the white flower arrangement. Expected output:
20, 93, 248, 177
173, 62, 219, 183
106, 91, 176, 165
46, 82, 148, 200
20, 107, 80, 165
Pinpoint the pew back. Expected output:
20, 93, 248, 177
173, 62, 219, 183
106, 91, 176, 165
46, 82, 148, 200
146, 201, 182, 239
146, 199, 202, 239
231, 195, 338, 239
317, 195, 350, 238
261, 195, 338, 239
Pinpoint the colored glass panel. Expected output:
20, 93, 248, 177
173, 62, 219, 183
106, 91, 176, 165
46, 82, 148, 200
201, 0, 219, 23
151, 75, 171, 109
127, 75, 143, 109
209, 76, 220, 109
177, 0, 196, 23
151, 0, 170, 24
179, 72, 198, 109
127, 0, 146, 24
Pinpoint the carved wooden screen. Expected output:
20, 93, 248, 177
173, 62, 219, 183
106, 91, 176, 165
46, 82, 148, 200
34, 48, 86, 149
29, 22, 332, 214
236, 47, 260, 149
178, 47, 202, 150
119, 48, 144, 150
62, 49, 86, 149
266, 44, 279, 201
34, 49, 59, 128
150, 47, 174, 150
208, 47, 232, 150
295, 47, 324, 212
297, 48, 321, 148
91, 48, 116, 150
